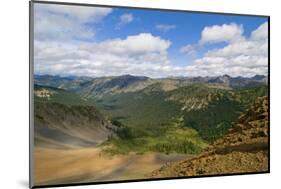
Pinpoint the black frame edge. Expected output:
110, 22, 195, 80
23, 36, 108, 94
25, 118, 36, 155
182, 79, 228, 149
267, 16, 270, 173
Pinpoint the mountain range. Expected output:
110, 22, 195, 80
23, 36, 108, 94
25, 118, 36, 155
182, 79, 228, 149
33, 73, 269, 184
34, 74, 268, 144
34, 74, 268, 98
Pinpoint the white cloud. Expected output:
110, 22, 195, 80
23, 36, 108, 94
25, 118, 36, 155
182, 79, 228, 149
34, 4, 268, 80
37, 4, 112, 20
34, 33, 175, 78
80, 33, 171, 55
34, 4, 112, 41
180, 44, 199, 57
183, 22, 269, 77
116, 13, 134, 29
206, 40, 268, 58
186, 54, 268, 77
120, 13, 134, 24
199, 23, 244, 44
251, 22, 268, 41
156, 24, 176, 32
34, 5, 179, 78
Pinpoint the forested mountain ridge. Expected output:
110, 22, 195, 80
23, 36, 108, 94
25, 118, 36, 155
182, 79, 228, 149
151, 96, 269, 177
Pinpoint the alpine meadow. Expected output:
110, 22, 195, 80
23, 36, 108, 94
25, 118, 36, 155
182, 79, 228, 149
32, 2, 269, 186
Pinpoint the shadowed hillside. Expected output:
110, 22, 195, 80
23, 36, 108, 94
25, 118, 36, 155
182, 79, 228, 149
151, 96, 269, 177
34, 89, 116, 149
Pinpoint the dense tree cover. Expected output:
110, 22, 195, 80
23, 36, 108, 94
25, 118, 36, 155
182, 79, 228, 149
99, 84, 268, 153
102, 118, 207, 155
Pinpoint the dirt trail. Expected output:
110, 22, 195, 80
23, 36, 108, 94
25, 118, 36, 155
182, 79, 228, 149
34, 147, 189, 186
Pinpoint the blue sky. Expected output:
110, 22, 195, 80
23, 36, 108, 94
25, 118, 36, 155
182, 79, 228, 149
96, 8, 267, 66
34, 3, 268, 78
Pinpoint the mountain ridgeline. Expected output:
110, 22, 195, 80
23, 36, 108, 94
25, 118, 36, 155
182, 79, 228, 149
34, 74, 268, 154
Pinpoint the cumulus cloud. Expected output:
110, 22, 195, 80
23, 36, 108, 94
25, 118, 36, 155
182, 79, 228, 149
183, 22, 268, 77
34, 4, 268, 78
34, 3, 112, 41
199, 23, 244, 44
156, 24, 176, 32
34, 33, 175, 78
251, 22, 268, 41
185, 55, 268, 77
80, 33, 171, 55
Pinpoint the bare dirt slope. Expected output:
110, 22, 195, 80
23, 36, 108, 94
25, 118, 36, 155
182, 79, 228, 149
34, 102, 116, 148
34, 147, 188, 185
151, 96, 269, 177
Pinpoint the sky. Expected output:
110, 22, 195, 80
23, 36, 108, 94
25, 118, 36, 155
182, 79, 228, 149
33, 3, 268, 78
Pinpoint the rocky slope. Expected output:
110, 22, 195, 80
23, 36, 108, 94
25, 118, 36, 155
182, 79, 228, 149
151, 96, 269, 177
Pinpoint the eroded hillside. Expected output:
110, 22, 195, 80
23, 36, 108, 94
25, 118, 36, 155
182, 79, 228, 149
34, 86, 116, 149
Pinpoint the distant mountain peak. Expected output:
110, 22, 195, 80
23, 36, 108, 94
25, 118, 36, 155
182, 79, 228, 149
222, 74, 231, 78
114, 74, 149, 80
251, 74, 266, 80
